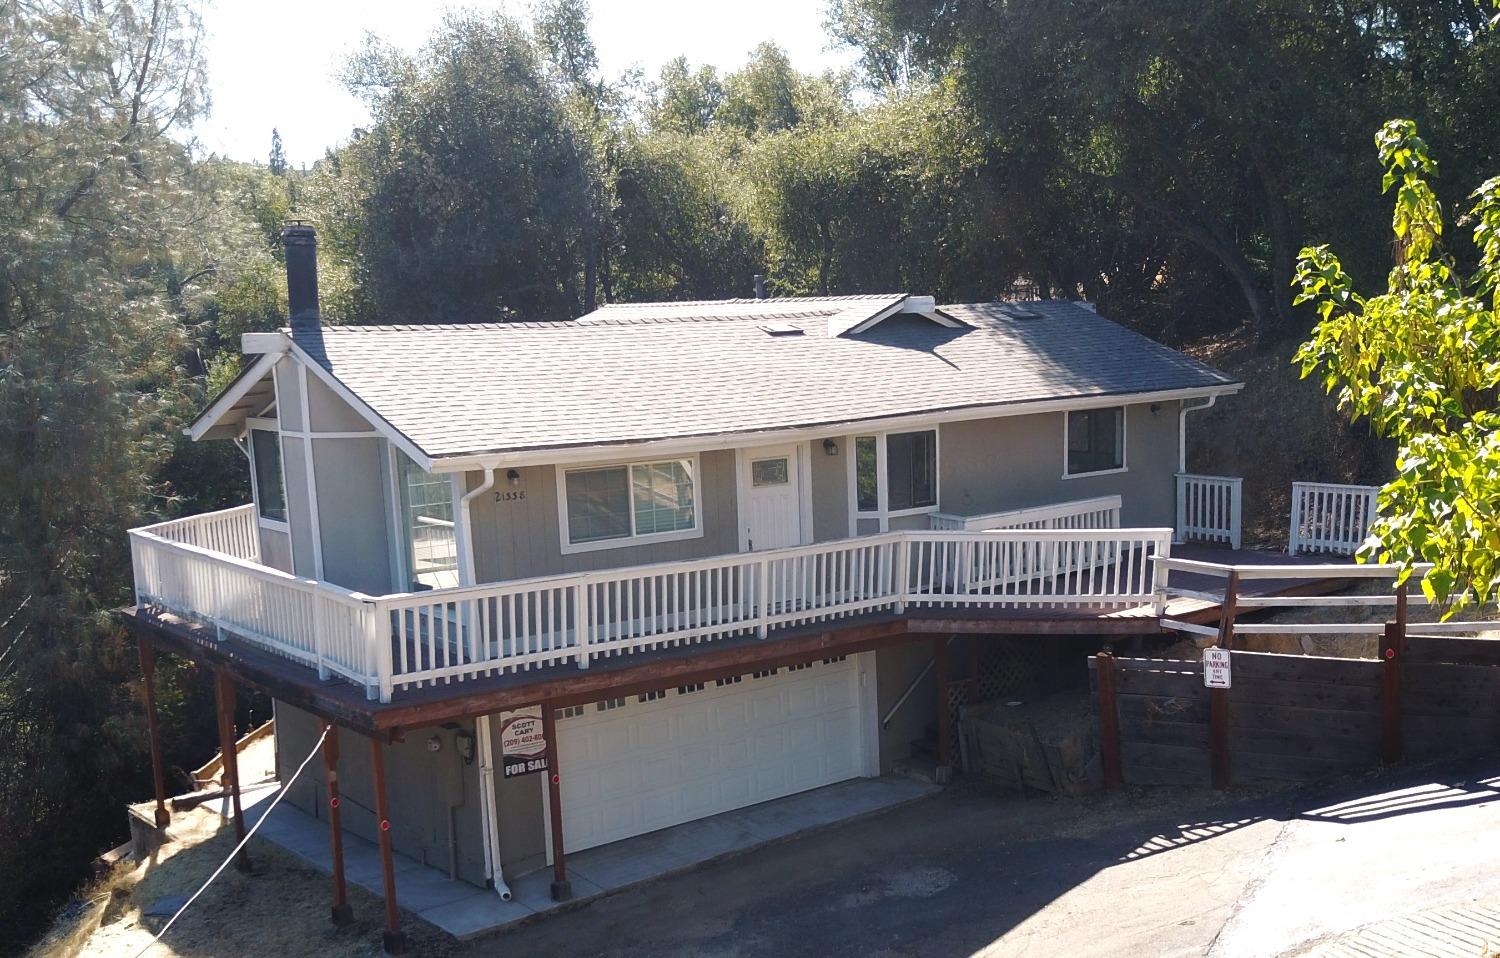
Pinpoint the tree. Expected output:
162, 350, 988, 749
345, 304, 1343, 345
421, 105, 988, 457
268, 127, 287, 175
0, 0, 270, 943
1295, 119, 1500, 609
333, 12, 595, 320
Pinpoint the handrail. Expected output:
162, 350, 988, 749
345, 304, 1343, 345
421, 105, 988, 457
930, 495, 1122, 532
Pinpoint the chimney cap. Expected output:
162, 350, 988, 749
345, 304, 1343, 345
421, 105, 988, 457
281, 220, 316, 244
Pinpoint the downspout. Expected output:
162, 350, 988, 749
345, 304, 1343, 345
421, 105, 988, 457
1178, 396, 1218, 473
455, 466, 514, 902
458, 470, 512, 900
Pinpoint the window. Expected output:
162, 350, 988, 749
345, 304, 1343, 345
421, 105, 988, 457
854, 429, 938, 520
561, 457, 699, 551
751, 457, 789, 486
250, 427, 287, 524
886, 431, 936, 511
397, 452, 458, 591
1066, 407, 1126, 477
855, 437, 878, 511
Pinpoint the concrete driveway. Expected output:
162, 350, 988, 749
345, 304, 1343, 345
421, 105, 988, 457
469, 757, 1500, 958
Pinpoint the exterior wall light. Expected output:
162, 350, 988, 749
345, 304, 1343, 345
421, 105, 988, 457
822, 439, 838, 456
506, 468, 521, 485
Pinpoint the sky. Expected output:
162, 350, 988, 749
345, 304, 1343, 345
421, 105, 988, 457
193, 0, 858, 168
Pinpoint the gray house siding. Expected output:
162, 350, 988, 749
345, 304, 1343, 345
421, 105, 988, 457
257, 527, 293, 573
467, 450, 739, 584
275, 701, 488, 888
270, 355, 398, 593
937, 401, 1180, 528
809, 442, 848, 542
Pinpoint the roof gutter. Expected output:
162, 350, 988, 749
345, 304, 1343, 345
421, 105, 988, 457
426, 383, 1244, 475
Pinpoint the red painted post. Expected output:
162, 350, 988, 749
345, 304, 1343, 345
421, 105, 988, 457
1210, 572, 1239, 790
542, 703, 572, 901
1095, 651, 1123, 789
137, 637, 171, 828
370, 736, 408, 955
214, 669, 250, 871
1380, 621, 1403, 765
322, 722, 353, 926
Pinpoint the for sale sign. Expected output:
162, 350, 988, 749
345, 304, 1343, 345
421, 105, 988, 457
499, 707, 548, 778
1203, 648, 1232, 689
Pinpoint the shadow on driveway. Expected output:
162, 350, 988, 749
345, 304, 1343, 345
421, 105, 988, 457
471, 755, 1500, 958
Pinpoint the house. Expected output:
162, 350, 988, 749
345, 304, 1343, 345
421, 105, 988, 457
124, 224, 1245, 951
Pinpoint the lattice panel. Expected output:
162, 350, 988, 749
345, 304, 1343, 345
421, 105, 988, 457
974, 637, 1050, 702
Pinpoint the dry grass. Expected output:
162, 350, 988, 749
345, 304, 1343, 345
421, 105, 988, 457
27, 737, 457, 958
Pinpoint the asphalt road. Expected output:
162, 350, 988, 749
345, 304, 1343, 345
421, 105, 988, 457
470, 757, 1500, 958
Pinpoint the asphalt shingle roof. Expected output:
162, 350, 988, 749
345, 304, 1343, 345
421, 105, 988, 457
290, 299, 1239, 462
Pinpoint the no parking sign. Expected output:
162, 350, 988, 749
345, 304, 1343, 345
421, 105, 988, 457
1203, 648, 1232, 689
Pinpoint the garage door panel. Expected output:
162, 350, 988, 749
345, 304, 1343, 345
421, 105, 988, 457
557, 656, 866, 853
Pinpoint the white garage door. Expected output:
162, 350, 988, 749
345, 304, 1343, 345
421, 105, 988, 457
555, 654, 873, 853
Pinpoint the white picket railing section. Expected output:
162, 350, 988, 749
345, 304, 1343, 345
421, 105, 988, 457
139, 503, 261, 562
1288, 481, 1380, 556
929, 495, 1122, 532
130, 506, 1172, 703
1175, 474, 1243, 549
130, 507, 382, 697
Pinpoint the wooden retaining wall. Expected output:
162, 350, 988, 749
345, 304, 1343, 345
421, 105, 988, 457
1090, 637, 1500, 787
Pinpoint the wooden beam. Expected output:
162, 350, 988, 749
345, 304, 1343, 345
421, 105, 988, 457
369, 736, 408, 956
1095, 651, 1123, 789
137, 636, 171, 828
322, 722, 354, 927
1381, 621, 1403, 765
1210, 572, 1239, 790
213, 669, 250, 871
542, 703, 571, 901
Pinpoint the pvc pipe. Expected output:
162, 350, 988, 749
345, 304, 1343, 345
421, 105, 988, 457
454, 467, 514, 902
1178, 395, 1218, 474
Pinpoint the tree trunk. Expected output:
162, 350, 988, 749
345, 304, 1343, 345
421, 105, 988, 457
583, 239, 597, 314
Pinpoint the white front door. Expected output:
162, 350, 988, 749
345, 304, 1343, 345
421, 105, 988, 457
741, 444, 803, 551
554, 654, 871, 853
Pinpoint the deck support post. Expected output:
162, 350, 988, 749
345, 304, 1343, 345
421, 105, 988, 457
213, 668, 251, 872
137, 636, 171, 828
370, 736, 408, 955
1095, 651, 1123, 789
543, 702, 572, 901
1209, 572, 1239, 790
322, 722, 354, 926
1380, 584, 1408, 765
934, 637, 954, 783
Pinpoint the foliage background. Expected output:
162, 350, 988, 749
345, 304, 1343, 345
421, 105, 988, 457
1, 0, 1496, 949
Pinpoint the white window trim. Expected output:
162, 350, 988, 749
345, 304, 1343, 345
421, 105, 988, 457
244, 416, 290, 533
1062, 405, 1129, 479
846, 429, 941, 535
556, 454, 705, 556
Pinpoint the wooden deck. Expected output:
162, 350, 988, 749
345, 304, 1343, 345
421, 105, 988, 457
122, 543, 1348, 737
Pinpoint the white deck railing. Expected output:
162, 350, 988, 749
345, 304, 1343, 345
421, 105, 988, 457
138, 503, 262, 563
1175, 474, 1243, 549
1288, 481, 1380, 556
130, 506, 1172, 703
130, 507, 383, 697
929, 495, 1122, 532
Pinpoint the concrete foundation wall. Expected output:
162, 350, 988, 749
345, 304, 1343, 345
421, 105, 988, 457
875, 640, 938, 774
275, 702, 488, 888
